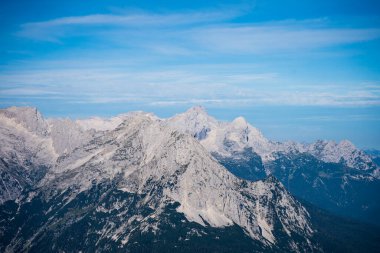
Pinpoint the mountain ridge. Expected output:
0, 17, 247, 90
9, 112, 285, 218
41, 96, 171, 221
0, 106, 319, 252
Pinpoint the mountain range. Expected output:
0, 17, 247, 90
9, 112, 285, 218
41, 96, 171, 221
168, 106, 380, 225
0, 106, 379, 252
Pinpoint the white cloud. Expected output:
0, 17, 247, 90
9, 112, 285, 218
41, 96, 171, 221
188, 25, 380, 53
1, 65, 379, 107
16, 8, 244, 41
0, 88, 60, 96
16, 9, 380, 54
5, 10, 380, 108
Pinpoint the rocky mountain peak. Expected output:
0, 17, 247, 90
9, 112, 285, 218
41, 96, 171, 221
232, 116, 248, 127
30, 112, 314, 249
338, 139, 356, 149
0, 106, 49, 136
185, 105, 207, 114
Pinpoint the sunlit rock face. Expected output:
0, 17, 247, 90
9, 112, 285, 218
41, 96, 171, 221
166, 107, 380, 225
1, 106, 379, 252
0, 107, 318, 252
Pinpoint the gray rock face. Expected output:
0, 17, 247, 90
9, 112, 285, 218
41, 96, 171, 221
0, 107, 318, 252
167, 107, 378, 174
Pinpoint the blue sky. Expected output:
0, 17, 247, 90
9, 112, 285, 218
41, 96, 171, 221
1, 0, 380, 148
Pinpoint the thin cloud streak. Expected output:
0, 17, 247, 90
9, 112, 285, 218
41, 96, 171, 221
1, 66, 379, 107
15, 9, 380, 55
5, 9, 380, 109
16, 8, 245, 41
0, 88, 61, 96
189, 26, 380, 53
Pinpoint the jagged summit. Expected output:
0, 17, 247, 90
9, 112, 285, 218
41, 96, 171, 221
1, 106, 377, 206
166, 107, 376, 172
169, 108, 273, 160
185, 105, 207, 114
75, 111, 157, 131
0, 106, 375, 171
304, 138, 373, 170
170, 106, 210, 125
338, 139, 356, 149
0, 105, 375, 171
1, 106, 378, 252
10, 111, 315, 251
171, 105, 212, 122
168, 105, 217, 140
232, 116, 248, 127
0, 106, 49, 136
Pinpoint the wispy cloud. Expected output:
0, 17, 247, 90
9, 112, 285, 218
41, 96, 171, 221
16, 9, 380, 54
16, 8, 244, 42
146, 91, 380, 107
297, 114, 380, 122
189, 25, 380, 53
4, 8, 380, 110
1, 65, 379, 107
0, 87, 60, 96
